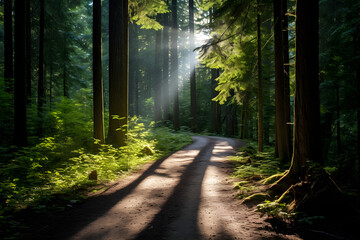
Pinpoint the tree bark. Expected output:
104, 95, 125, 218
289, 0, 322, 178
189, 0, 197, 132
171, 0, 180, 130
38, 0, 45, 134
4, 0, 13, 92
274, 0, 290, 163
162, 2, 170, 121
93, 0, 105, 145
257, 0, 263, 152
154, 16, 163, 122
355, 25, 360, 185
26, 0, 32, 102
282, 0, 292, 156
108, 0, 128, 147
14, 0, 27, 146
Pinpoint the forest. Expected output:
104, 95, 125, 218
0, 0, 360, 239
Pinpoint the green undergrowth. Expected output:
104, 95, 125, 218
230, 143, 282, 181
0, 97, 192, 238
230, 143, 284, 202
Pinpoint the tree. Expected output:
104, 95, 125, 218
26, 0, 32, 102
38, 0, 45, 134
274, 0, 290, 163
189, 0, 197, 132
273, 0, 323, 194
154, 15, 163, 122
4, 0, 13, 92
162, 1, 170, 120
93, 0, 105, 145
171, 0, 180, 130
108, 0, 128, 147
282, 0, 292, 156
14, 0, 27, 146
257, 0, 263, 152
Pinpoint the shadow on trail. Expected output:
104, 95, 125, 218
27, 145, 181, 240
26, 136, 240, 240
133, 138, 217, 240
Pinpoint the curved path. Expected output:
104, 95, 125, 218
28, 136, 300, 240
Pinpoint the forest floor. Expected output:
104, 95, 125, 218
21, 135, 303, 240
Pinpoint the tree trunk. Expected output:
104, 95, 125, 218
108, 0, 128, 147
162, 2, 170, 121
189, 0, 197, 132
129, 24, 138, 117
274, 0, 290, 163
38, 0, 45, 135
336, 84, 343, 169
289, 0, 322, 178
93, 0, 105, 146
355, 25, 360, 185
49, 62, 53, 110
26, 0, 32, 102
14, 0, 27, 146
211, 69, 221, 133
4, 0, 13, 92
171, 0, 180, 130
282, 0, 292, 156
257, 0, 263, 152
154, 16, 162, 122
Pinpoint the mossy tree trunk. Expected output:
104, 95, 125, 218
108, 0, 128, 147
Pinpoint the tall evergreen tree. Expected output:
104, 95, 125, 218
257, 0, 263, 152
154, 16, 163, 122
26, 0, 32, 102
14, 0, 27, 146
162, 2, 170, 121
38, 0, 45, 134
171, 0, 180, 130
274, 0, 290, 163
108, 0, 129, 146
93, 0, 105, 145
4, 0, 13, 92
189, 0, 197, 132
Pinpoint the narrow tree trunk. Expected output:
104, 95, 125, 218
4, 0, 13, 92
49, 62, 53, 110
93, 0, 105, 145
26, 0, 32, 102
274, 0, 290, 163
154, 16, 162, 122
129, 24, 138, 117
336, 84, 342, 169
355, 25, 360, 184
108, 0, 128, 147
189, 0, 197, 132
171, 0, 180, 130
162, 2, 170, 121
257, 0, 263, 152
282, 0, 292, 156
38, 0, 45, 135
63, 61, 68, 97
14, 0, 27, 146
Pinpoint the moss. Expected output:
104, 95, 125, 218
262, 172, 286, 185
242, 193, 270, 203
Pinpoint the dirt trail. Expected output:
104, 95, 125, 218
27, 136, 301, 240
